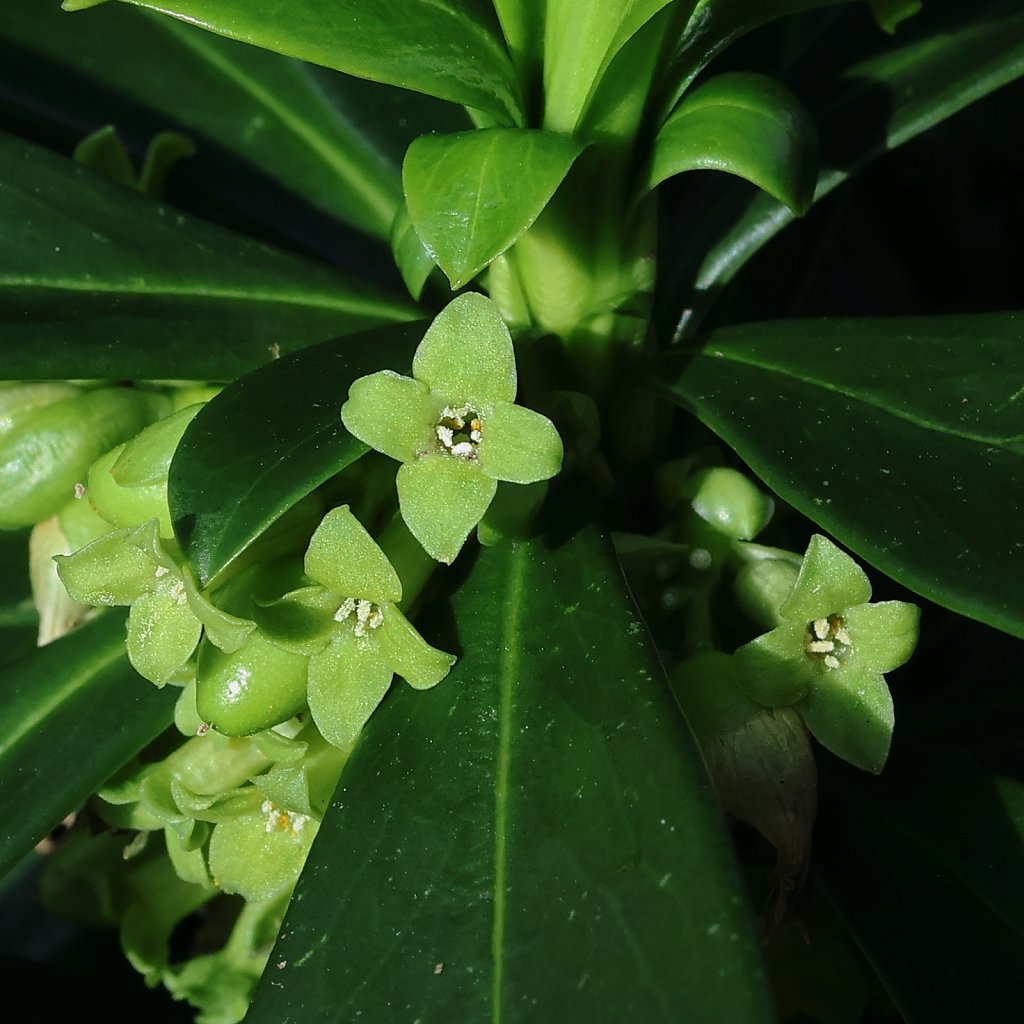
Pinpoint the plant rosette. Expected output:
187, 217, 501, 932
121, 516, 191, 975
732, 535, 920, 773
340, 292, 563, 563
253, 505, 456, 749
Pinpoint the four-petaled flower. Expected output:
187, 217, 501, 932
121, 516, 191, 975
254, 506, 456, 750
341, 292, 563, 564
54, 519, 251, 685
733, 535, 919, 773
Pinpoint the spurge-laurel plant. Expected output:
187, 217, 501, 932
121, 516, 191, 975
0, 0, 1021, 1021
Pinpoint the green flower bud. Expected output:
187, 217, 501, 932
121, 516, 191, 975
195, 632, 310, 737
685, 467, 773, 541
0, 386, 167, 528
87, 404, 202, 537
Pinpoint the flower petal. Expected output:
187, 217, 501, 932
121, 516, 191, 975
185, 572, 254, 654
307, 631, 394, 750
396, 457, 497, 564
127, 585, 202, 686
341, 369, 435, 462
208, 804, 318, 903
780, 534, 872, 622
798, 669, 894, 774
54, 528, 159, 606
477, 401, 563, 484
733, 622, 814, 707
412, 293, 516, 405
252, 585, 338, 656
842, 600, 920, 674
304, 506, 402, 604
377, 604, 456, 689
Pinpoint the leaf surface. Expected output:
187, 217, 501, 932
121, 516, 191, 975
661, 0, 1024, 337
655, 313, 1024, 637
542, 0, 674, 131
649, 72, 818, 214
96, 0, 521, 124
0, 612, 175, 878
670, 0, 845, 100
818, 751, 1024, 1023
404, 128, 585, 289
0, 0, 425, 238
0, 131, 414, 380
248, 514, 771, 1023
169, 322, 427, 587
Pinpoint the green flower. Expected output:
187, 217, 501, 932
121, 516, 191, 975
254, 506, 456, 749
733, 535, 919, 773
341, 292, 563, 563
54, 519, 252, 686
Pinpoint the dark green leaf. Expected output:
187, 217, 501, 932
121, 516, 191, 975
248, 515, 771, 1023
0, 530, 39, 668
662, 0, 1024, 338
404, 128, 585, 289
390, 203, 436, 301
92, 0, 522, 125
1, 0, 417, 238
655, 313, 1024, 637
0, 612, 175, 878
0, 131, 415, 380
669, 0, 846, 102
817, 751, 1024, 1023
648, 71, 818, 214
169, 322, 427, 587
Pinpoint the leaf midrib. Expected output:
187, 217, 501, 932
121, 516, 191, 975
491, 542, 526, 1023
689, 348, 1024, 450
2, 278, 405, 316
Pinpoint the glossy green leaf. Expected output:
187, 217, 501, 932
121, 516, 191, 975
404, 128, 585, 289
390, 203, 436, 301
248, 516, 771, 1023
663, 0, 1024, 338
669, 1, 847, 102
491, 0, 544, 82
648, 72, 818, 215
0, 131, 415, 380
817, 752, 1024, 1022
0, 612, 175, 878
1, 0, 426, 238
169, 321, 427, 587
655, 313, 1024, 638
94, 0, 522, 124
542, 0, 674, 132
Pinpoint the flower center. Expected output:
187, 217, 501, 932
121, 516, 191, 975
334, 597, 384, 638
802, 613, 852, 670
435, 404, 482, 459
261, 799, 310, 836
